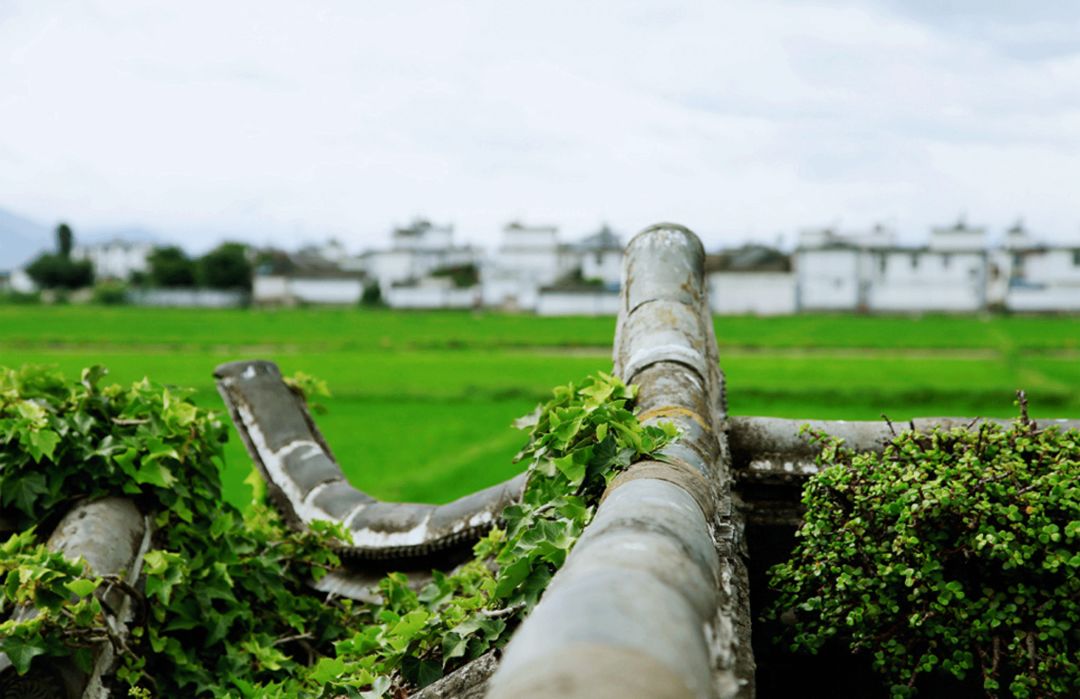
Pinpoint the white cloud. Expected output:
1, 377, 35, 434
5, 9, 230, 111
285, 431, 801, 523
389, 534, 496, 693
0, 0, 1077, 253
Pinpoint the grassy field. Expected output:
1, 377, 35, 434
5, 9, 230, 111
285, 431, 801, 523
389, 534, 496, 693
2, 306, 1077, 508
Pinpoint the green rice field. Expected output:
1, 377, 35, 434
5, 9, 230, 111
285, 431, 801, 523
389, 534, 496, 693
2, 306, 1077, 508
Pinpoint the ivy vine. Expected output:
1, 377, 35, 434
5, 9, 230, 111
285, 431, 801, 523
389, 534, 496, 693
0, 365, 673, 696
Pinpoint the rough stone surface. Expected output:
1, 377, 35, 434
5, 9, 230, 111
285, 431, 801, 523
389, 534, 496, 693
0, 497, 149, 699
488, 223, 754, 699
411, 651, 499, 699
215, 360, 525, 563
728, 416, 1080, 484
488, 644, 696, 699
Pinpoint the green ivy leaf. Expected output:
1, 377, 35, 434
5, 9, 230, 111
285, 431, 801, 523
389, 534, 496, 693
401, 656, 442, 688
27, 429, 60, 463
65, 578, 99, 598
2, 472, 47, 516
553, 453, 585, 488
0, 638, 48, 674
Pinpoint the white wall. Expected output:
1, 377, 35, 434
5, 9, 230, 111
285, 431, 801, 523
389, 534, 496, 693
385, 285, 479, 309
868, 284, 983, 312
867, 250, 985, 312
9, 269, 36, 293
708, 272, 796, 315
366, 247, 479, 290
253, 275, 363, 305
582, 249, 623, 287
496, 248, 566, 286
73, 242, 152, 280
536, 289, 620, 316
796, 248, 860, 310
796, 247, 988, 313
1005, 248, 1080, 311
1019, 249, 1080, 285
130, 289, 246, 307
1006, 286, 1080, 312
253, 275, 289, 304
481, 243, 579, 311
289, 278, 363, 304
366, 250, 416, 288
481, 274, 540, 311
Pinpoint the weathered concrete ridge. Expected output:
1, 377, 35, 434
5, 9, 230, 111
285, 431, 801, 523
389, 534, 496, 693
487, 223, 755, 698
729, 416, 1080, 482
0, 497, 151, 699
214, 359, 524, 563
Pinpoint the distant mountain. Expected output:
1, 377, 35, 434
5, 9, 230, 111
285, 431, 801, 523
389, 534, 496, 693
0, 212, 170, 271
0, 208, 51, 271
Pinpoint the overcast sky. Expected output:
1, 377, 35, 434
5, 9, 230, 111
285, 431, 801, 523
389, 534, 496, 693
2, 0, 1079, 252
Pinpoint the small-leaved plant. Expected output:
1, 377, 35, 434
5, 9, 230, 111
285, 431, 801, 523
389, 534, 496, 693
768, 398, 1080, 698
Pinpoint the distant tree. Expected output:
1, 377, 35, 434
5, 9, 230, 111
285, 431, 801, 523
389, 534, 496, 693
56, 223, 73, 259
148, 246, 197, 287
24, 223, 93, 289
430, 263, 479, 288
25, 254, 93, 290
360, 282, 383, 307
196, 243, 252, 290
253, 249, 295, 276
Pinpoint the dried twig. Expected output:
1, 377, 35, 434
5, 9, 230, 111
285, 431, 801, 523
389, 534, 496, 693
273, 632, 315, 647
479, 602, 526, 619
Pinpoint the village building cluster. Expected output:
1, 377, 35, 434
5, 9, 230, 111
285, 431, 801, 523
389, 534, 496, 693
711, 221, 1080, 315
5, 220, 1079, 314
252, 220, 625, 315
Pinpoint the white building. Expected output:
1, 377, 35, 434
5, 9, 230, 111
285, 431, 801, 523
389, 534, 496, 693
531, 226, 624, 316
795, 223, 987, 313
795, 226, 892, 311
480, 222, 580, 311
706, 246, 796, 315
536, 288, 621, 316
577, 226, 623, 288
72, 240, 153, 281
997, 224, 1080, 312
355, 220, 478, 291
384, 276, 480, 309
253, 247, 368, 306
253, 271, 365, 306
0, 268, 37, 294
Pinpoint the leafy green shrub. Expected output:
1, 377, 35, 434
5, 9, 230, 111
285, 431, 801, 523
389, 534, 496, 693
430, 264, 479, 288
0, 365, 346, 695
0, 366, 672, 696
24, 254, 93, 290
195, 242, 252, 291
147, 246, 196, 288
769, 404, 1080, 698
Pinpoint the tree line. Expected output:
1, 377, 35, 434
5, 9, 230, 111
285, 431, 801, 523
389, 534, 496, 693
23, 223, 253, 292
